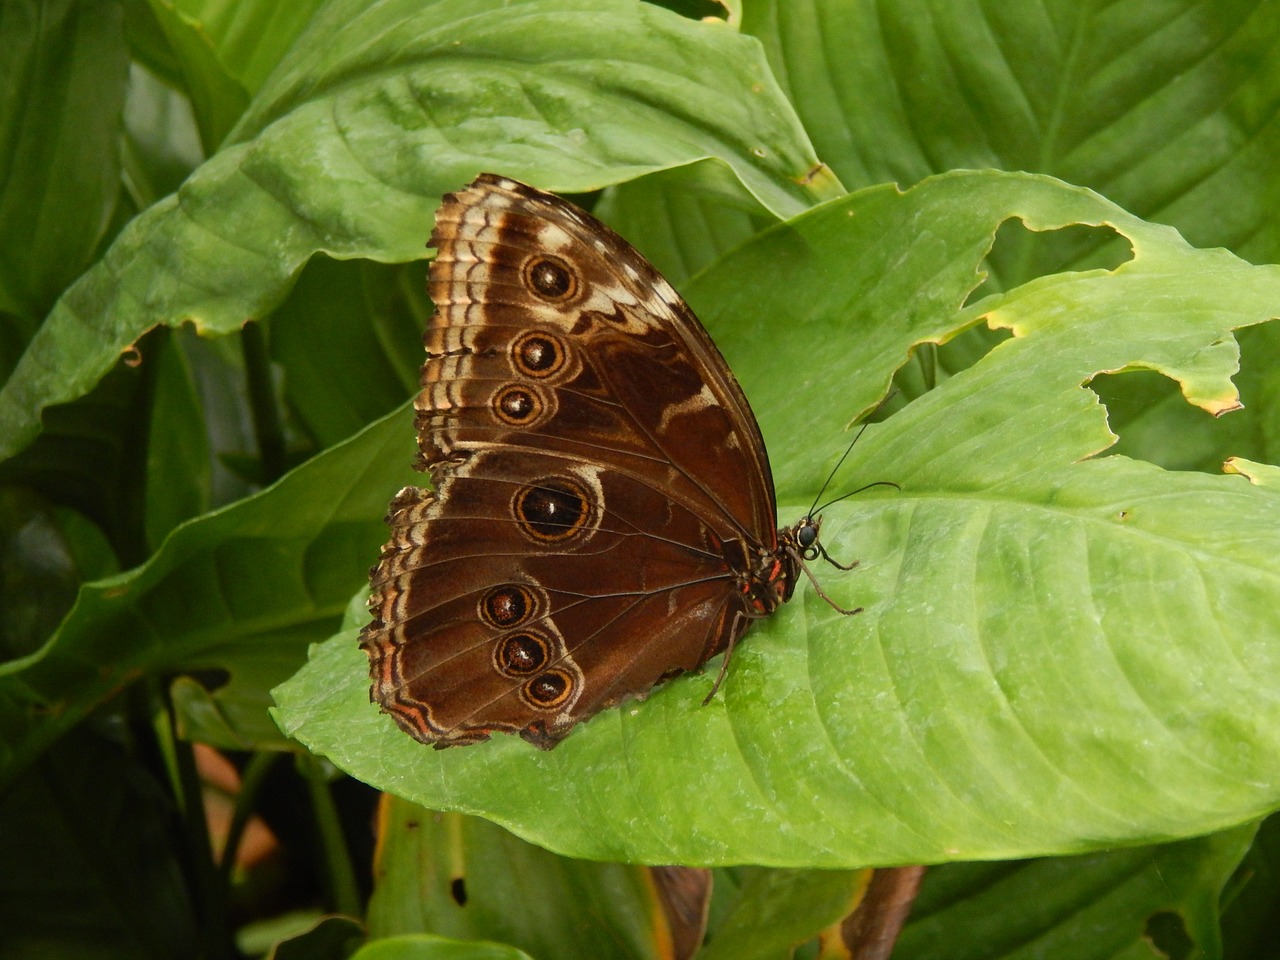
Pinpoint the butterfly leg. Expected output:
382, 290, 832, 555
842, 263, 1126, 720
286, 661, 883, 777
796, 556, 863, 616
817, 541, 861, 572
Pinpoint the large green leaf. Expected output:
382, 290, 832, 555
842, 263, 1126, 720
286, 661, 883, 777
0, 0, 834, 461
367, 801, 668, 960
734, 0, 1280, 477
274, 170, 1280, 867
351, 936, 534, 960
0, 732, 200, 958
0, 410, 419, 781
166, 0, 331, 95
696, 868, 862, 960
745, 0, 1280, 263
0, 0, 127, 326
897, 827, 1255, 960
143, 0, 250, 152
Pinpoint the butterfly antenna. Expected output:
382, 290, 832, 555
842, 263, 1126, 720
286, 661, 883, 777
805, 390, 899, 518
805, 420, 869, 518
812, 480, 902, 517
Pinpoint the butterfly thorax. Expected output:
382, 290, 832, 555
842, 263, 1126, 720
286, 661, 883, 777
731, 524, 814, 617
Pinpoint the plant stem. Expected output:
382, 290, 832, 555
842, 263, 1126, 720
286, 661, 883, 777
299, 754, 362, 917
241, 321, 286, 483
218, 751, 279, 885
169, 723, 236, 960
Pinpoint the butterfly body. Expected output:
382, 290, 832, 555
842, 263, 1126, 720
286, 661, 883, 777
360, 174, 834, 749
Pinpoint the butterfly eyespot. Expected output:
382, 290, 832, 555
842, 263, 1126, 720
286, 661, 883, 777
523, 669, 573, 708
480, 584, 539, 628
511, 331, 566, 378
494, 631, 551, 676
524, 255, 577, 301
493, 385, 543, 425
513, 478, 592, 542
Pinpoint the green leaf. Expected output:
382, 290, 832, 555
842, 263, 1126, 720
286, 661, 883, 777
144, 328, 211, 549
166, 0, 331, 96
898, 827, 1255, 960
0, 408, 419, 782
367, 802, 668, 960
143, 0, 250, 153
351, 935, 534, 960
274, 170, 1280, 867
595, 164, 774, 285
0, 330, 167, 562
0, 491, 115, 661
0, 732, 200, 957
270, 258, 424, 449
1096, 320, 1280, 473
0, 0, 128, 325
1221, 815, 1280, 960
745, 0, 1280, 262
247, 914, 364, 960
698, 868, 861, 960
739, 0, 1280, 474
0, 0, 832, 462
119, 56, 204, 206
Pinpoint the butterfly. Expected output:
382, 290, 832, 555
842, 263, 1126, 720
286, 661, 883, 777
359, 174, 857, 749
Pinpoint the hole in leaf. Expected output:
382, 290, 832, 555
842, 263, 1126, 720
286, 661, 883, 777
967, 220, 1132, 305
892, 326, 1015, 403
1090, 314, 1276, 473
450, 876, 468, 906
1089, 370, 1224, 472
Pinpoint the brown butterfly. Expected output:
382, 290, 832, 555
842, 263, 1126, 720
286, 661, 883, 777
359, 174, 857, 749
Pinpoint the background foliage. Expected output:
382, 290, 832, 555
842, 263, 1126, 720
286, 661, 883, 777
1, 1, 1278, 958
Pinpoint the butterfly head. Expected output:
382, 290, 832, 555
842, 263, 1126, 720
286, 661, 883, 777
778, 514, 862, 616
779, 514, 831, 567
793, 514, 823, 561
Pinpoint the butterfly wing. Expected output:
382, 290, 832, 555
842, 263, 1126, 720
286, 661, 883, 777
361, 175, 780, 748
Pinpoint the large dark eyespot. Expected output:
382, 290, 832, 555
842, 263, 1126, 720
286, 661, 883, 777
523, 669, 572, 709
511, 331, 565, 378
480, 584, 536, 628
513, 479, 591, 542
494, 632, 550, 677
524, 255, 577, 301
493, 385, 542, 425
